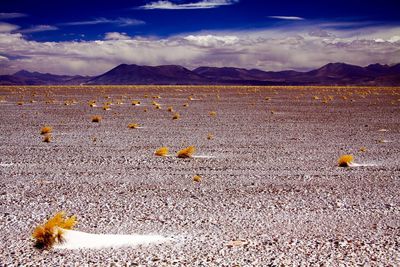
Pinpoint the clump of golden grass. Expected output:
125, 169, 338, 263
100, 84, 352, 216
167, 106, 174, 112
91, 115, 102, 122
209, 111, 217, 117
193, 175, 202, 183
265, 97, 271, 101
338, 154, 354, 167
188, 96, 194, 101
128, 123, 140, 129
152, 95, 161, 99
40, 126, 52, 135
143, 108, 148, 112
173, 113, 180, 120
103, 104, 111, 110
17, 101, 24, 105
359, 147, 367, 152
43, 134, 52, 143
32, 211, 77, 249
88, 100, 96, 107
183, 103, 189, 107
155, 147, 169, 157
132, 100, 141, 105
177, 146, 196, 158
207, 133, 213, 140
313, 96, 320, 100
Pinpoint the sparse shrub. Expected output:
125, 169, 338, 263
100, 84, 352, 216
43, 134, 52, 143
183, 103, 189, 107
128, 123, 140, 129
132, 100, 141, 106
103, 104, 110, 110
155, 147, 169, 157
91, 115, 102, 122
265, 97, 271, 101
17, 101, 24, 105
173, 113, 180, 120
143, 108, 148, 112
209, 111, 217, 117
41, 126, 52, 135
338, 154, 354, 167
167, 106, 174, 112
177, 146, 196, 158
32, 211, 77, 249
193, 175, 202, 183
207, 133, 213, 140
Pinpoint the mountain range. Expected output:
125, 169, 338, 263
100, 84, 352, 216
1, 62, 399, 86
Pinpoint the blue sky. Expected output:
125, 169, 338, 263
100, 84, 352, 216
0, 0, 400, 75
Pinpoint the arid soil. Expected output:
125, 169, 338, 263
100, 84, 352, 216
0, 85, 399, 266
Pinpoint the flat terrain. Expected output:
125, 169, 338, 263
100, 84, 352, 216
0, 85, 399, 266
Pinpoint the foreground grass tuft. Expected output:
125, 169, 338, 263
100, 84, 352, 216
155, 147, 169, 157
32, 211, 77, 249
338, 154, 354, 167
177, 146, 196, 158
91, 115, 102, 122
40, 126, 52, 135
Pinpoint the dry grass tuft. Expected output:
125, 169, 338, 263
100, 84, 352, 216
155, 147, 169, 157
183, 103, 189, 107
193, 175, 202, 183
41, 126, 52, 135
359, 147, 367, 152
209, 111, 217, 117
91, 115, 102, 122
128, 123, 140, 129
173, 113, 180, 120
177, 146, 196, 158
17, 101, 24, 105
43, 134, 52, 143
207, 133, 214, 140
132, 100, 141, 106
32, 211, 77, 249
338, 154, 354, 167
167, 106, 174, 112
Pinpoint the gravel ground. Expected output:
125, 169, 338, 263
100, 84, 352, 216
0, 85, 399, 266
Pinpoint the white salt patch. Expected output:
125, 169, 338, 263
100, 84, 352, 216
349, 162, 377, 167
192, 155, 216, 159
55, 229, 172, 250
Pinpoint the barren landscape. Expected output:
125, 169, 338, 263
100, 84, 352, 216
1, 85, 399, 266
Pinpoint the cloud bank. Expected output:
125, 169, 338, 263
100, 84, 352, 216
0, 22, 399, 75
139, 0, 238, 10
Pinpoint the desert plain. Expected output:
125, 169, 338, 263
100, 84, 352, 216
0, 85, 399, 266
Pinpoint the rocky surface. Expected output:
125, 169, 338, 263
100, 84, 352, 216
0, 85, 399, 266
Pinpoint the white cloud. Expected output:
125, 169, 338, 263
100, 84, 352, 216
104, 32, 131, 40
0, 23, 19, 33
0, 13, 27, 19
61, 18, 145, 27
184, 35, 239, 46
139, 0, 238, 10
0, 23, 399, 75
19, 25, 58, 33
268, 16, 305, 21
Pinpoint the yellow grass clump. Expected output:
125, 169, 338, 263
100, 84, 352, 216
155, 147, 169, 157
103, 104, 111, 110
173, 113, 180, 120
43, 134, 52, 143
17, 101, 24, 105
183, 103, 189, 107
207, 133, 214, 140
128, 123, 140, 129
32, 211, 77, 249
167, 106, 174, 112
177, 146, 196, 158
193, 175, 202, 183
40, 126, 52, 135
338, 154, 354, 167
132, 100, 141, 105
91, 115, 102, 122
209, 111, 217, 117
359, 147, 367, 152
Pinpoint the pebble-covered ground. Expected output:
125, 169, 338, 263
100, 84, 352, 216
0, 85, 399, 266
